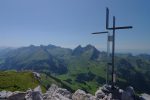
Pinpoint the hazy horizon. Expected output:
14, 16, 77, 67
0, 43, 149, 55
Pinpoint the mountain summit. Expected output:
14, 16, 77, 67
73, 44, 101, 60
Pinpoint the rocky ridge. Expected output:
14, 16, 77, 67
0, 84, 150, 100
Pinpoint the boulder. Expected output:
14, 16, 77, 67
0, 90, 13, 99
25, 91, 43, 100
95, 87, 105, 99
43, 84, 71, 100
47, 84, 58, 95
25, 85, 43, 100
46, 93, 71, 100
56, 88, 72, 99
0, 90, 7, 99
72, 89, 94, 100
33, 72, 41, 79
126, 86, 135, 96
34, 85, 42, 93
121, 86, 135, 100
101, 84, 112, 93
43, 84, 58, 99
140, 93, 150, 100
8, 92, 26, 100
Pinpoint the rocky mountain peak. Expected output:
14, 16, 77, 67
72, 45, 84, 56
85, 44, 96, 50
72, 44, 100, 59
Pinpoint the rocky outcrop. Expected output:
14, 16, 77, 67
0, 84, 150, 100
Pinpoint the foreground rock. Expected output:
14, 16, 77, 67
0, 84, 150, 100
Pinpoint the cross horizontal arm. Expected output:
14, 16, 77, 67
107, 26, 133, 30
91, 31, 108, 34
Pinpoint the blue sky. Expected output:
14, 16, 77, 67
0, 0, 149, 54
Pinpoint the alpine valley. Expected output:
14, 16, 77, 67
0, 44, 150, 94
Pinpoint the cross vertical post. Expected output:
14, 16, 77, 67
112, 16, 116, 88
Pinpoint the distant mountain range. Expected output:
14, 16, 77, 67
0, 44, 103, 74
0, 44, 150, 94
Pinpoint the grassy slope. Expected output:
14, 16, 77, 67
0, 70, 45, 92
0, 70, 75, 93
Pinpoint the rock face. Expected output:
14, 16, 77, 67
0, 84, 150, 100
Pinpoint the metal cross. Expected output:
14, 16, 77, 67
92, 8, 133, 90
